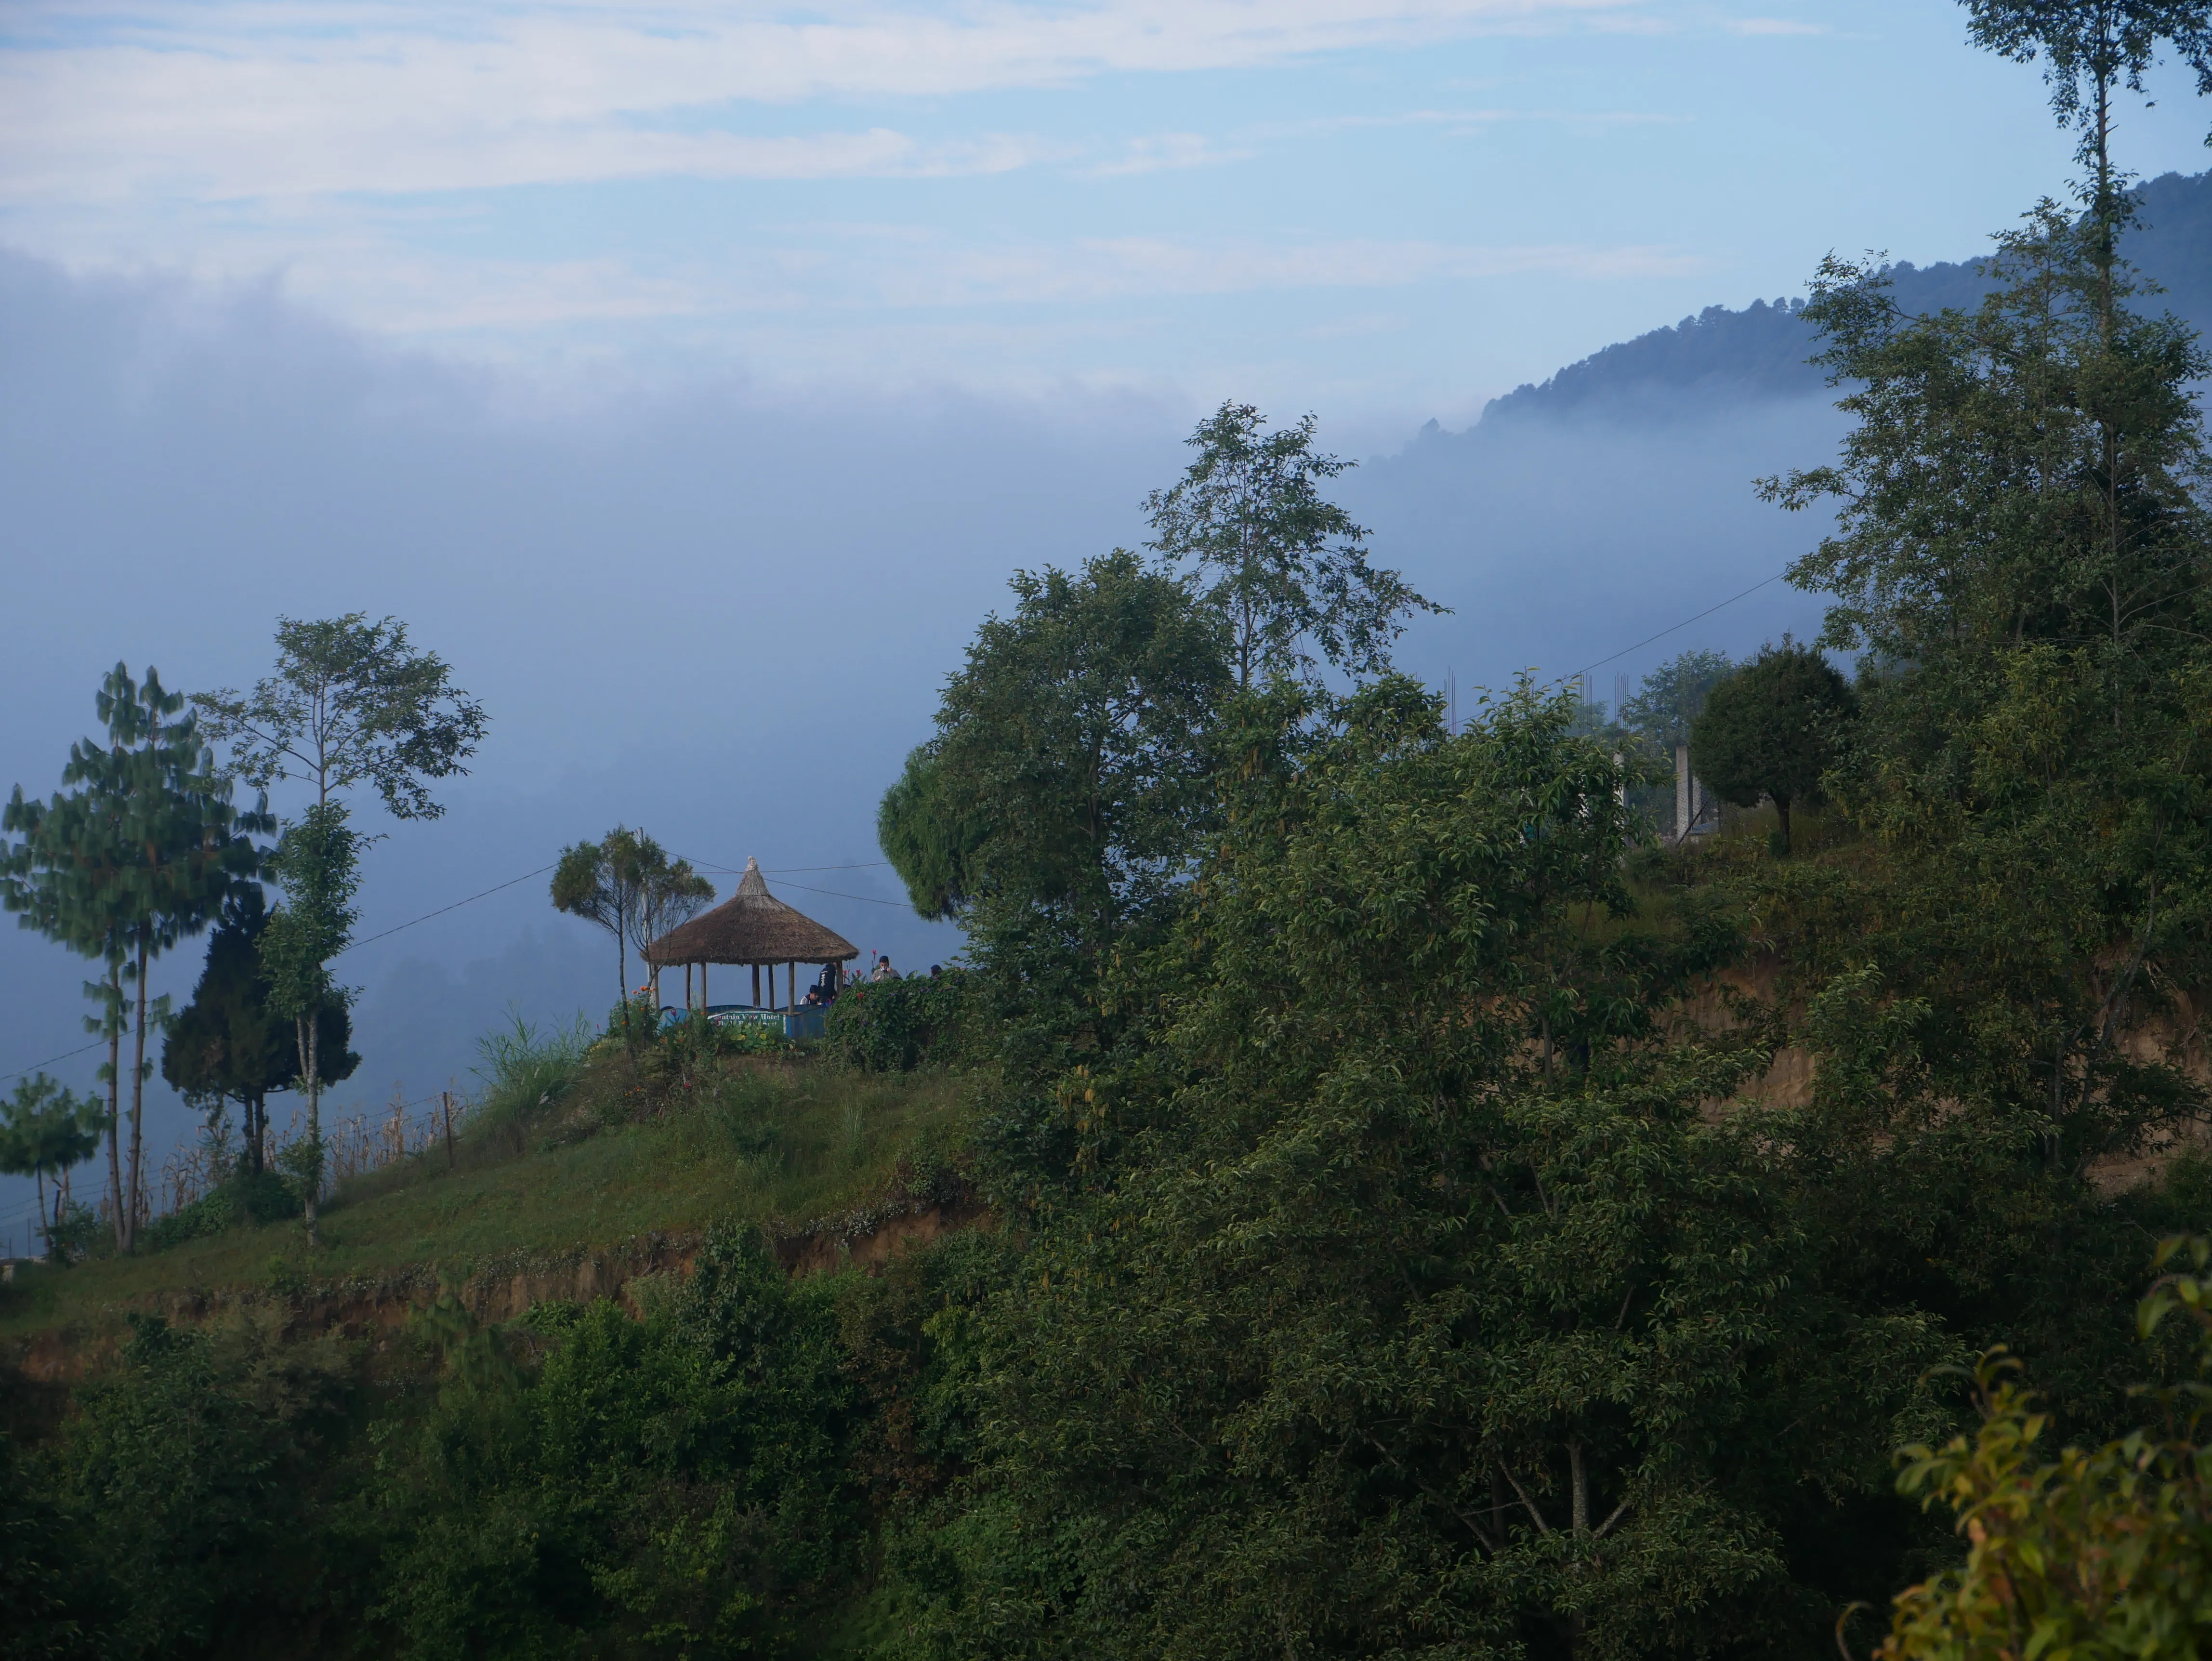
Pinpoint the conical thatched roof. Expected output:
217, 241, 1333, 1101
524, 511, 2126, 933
643, 857, 858, 966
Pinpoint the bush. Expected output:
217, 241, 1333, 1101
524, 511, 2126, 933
47, 1199, 107, 1264
145, 1173, 299, 1252
825, 971, 973, 1072
469, 1011, 595, 1150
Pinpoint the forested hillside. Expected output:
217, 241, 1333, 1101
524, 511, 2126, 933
13, 12, 2212, 1661
1473, 168, 2212, 425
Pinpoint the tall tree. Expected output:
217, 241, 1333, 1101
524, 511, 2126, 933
4, 773, 133, 1245
2, 666, 263, 1251
0, 1074, 102, 1259
162, 886, 358, 1177
1145, 401, 1442, 689
884, 552, 1231, 985
1620, 647, 1736, 750
196, 616, 485, 1242
193, 614, 487, 820
551, 828, 710, 1010
877, 749, 983, 921
260, 804, 360, 1246
904, 682, 1951, 1659
1689, 642, 1856, 852
1962, 1, 2212, 327
628, 848, 713, 1006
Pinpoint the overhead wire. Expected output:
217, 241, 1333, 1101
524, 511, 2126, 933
337, 863, 557, 956
1567, 569, 1791, 682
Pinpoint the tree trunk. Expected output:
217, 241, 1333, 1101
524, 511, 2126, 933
34, 1165, 47, 1259
298, 1011, 321, 1246
1774, 795, 1792, 855
126, 929, 148, 1252
104, 962, 124, 1252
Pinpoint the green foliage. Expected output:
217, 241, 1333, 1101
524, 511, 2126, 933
826, 971, 974, 1073
468, 1009, 596, 1150
2, 662, 268, 1253
39, 1309, 357, 1660
192, 612, 487, 821
45, 1199, 107, 1266
0, 1429, 100, 1661
163, 884, 357, 1173
882, 550, 1233, 1083
878, 751, 981, 922
1754, 199, 2212, 1200
1689, 640, 1856, 851
1144, 399, 1442, 689
1621, 647, 1736, 749
888, 679, 1966, 1659
0, 1074, 102, 1256
369, 1226, 857, 1660
553, 826, 715, 1012
260, 803, 361, 1034
1879, 1236, 2212, 1661
143, 1171, 301, 1252
261, 801, 363, 1236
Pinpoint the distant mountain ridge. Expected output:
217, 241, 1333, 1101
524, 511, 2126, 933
1471, 169, 2212, 428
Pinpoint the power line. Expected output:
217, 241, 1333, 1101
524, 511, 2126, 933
337, 863, 556, 957
1568, 570, 1791, 682
689, 860, 893, 876
774, 880, 915, 910
0, 1040, 104, 1088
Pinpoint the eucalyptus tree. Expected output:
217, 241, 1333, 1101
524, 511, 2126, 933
193, 613, 487, 818
196, 616, 485, 1240
551, 828, 713, 1011
2, 666, 264, 1251
1144, 400, 1442, 689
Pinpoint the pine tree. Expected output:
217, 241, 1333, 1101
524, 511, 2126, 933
2, 666, 263, 1250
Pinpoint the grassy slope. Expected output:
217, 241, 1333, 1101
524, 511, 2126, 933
0, 1053, 970, 1340
0, 806, 1816, 1345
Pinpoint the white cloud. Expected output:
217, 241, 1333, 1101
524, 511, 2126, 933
1087, 132, 1251, 176
1722, 16, 1828, 35
0, 0, 1646, 202
155, 228, 1703, 335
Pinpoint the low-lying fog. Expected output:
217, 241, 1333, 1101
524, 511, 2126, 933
0, 249, 1838, 1241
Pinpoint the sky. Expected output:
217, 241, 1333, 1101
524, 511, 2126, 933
8, 0, 2212, 433
6, 0, 2212, 1246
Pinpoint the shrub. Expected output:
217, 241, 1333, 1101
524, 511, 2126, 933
145, 1172, 299, 1252
825, 971, 974, 1072
47, 1199, 107, 1264
469, 1011, 595, 1150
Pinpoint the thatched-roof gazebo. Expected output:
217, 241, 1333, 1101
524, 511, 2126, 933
644, 857, 859, 1015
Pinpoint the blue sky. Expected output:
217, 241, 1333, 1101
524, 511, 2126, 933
8, 0, 2212, 433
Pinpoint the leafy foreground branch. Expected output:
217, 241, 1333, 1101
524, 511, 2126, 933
1877, 1237, 2212, 1661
